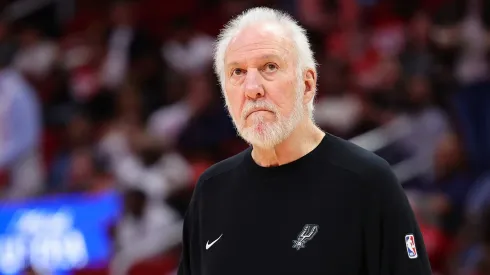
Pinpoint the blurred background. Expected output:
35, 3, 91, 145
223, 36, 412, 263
0, 0, 489, 274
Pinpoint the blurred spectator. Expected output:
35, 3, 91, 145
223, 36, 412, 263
0, 37, 43, 200
66, 147, 97, 192
63, 147, 113, 193
399, 75, 451, 183
193, 0, 254, 38
148, 73, 213, 147
295, 0, 339, 53
465, 173, 490, 228
47, 111, 93, 192
455, 0, 490, 173
110, 188, 182, 275
443, 172, 490, 275
113, 132, 192, 202
100, 0, 157, 91
130, 51, 166, 119
98, 83, 144, 171
13, 25, 59, 81
314, 59, 363, 138
400, 11, 434, 77
430, 133, 473, 236
454, 0, 489, 85
161, 16, 214, 76
455, 205, 490, 275
58, 18, 107, 110
359, 56, 405, 130
175, 74, 237, 160
452, 80, 490, 174
434, 0, 490, 173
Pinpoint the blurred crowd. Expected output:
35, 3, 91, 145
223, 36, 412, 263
0, 0, 489, 274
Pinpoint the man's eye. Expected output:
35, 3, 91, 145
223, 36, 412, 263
264, 63, 278, 72
232, 68, 245, 76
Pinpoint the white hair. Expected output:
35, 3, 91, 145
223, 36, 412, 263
213, 7, 317, 114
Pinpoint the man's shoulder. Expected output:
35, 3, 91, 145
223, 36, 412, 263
197, 148, 250, 184
325, 133, 395, 184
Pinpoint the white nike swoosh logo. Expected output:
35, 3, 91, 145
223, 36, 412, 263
206, 234, 223, 250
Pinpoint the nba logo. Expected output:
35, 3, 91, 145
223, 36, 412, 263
405, 234, 418, 259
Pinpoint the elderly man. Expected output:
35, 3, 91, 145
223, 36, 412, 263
178, 7, 431, 275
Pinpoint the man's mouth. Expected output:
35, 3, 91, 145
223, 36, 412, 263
246, 108, 272, 119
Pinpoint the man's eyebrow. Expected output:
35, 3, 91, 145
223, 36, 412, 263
226, 54, 285, 68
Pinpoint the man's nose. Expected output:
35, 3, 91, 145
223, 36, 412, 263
244, 69, 264, 100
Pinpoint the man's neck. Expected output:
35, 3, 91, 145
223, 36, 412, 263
251, 118, 325, 167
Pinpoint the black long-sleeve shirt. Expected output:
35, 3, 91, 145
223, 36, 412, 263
178, 133, 432, 274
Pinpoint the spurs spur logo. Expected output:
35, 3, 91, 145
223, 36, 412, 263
292, 224, 319, 250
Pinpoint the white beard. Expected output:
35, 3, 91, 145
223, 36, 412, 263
231, 89, 305, 149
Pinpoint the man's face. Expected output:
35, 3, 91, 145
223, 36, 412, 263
223, 23, 306, 148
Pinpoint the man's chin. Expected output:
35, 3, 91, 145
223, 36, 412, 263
239, 127, 284, 148
240, 123, 273, 137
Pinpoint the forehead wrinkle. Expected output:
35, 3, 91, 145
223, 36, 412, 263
226, 41, 293, 69
228, 30, 293, 52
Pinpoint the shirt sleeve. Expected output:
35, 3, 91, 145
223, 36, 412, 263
178, 180, 203, 275
362, 160, 432, 275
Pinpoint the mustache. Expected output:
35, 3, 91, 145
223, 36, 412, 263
241, 101, 277, 120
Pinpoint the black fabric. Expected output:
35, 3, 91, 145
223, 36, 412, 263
178, 133, 432, 274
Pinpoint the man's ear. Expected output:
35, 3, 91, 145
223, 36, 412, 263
303, 68, 316, 105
